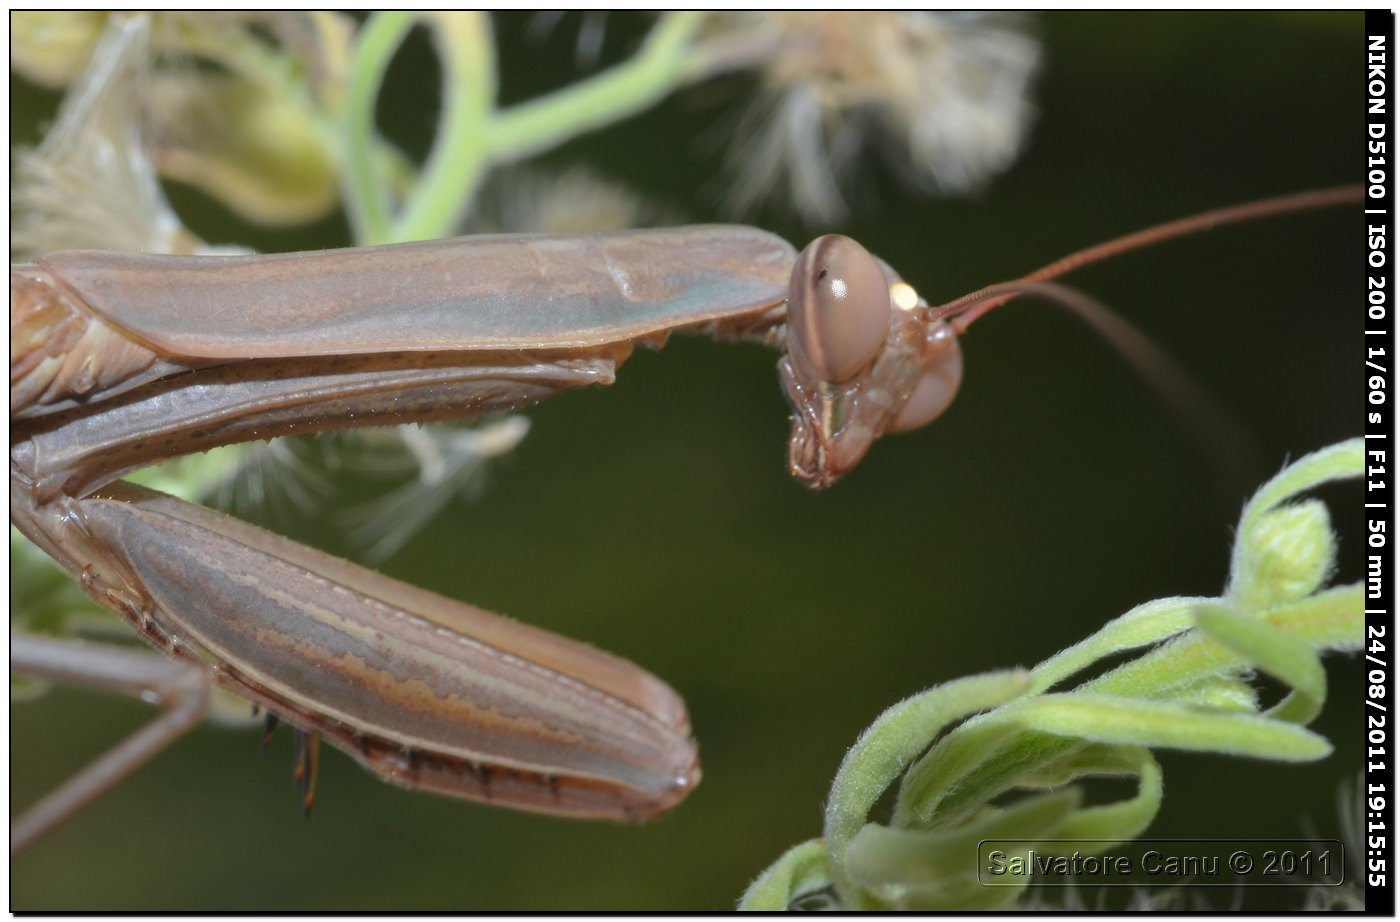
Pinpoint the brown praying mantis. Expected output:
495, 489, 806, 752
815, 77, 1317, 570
9, 183, 1361, 855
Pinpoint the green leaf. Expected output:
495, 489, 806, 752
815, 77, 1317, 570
1195, 604, 1326, 723
846, 789, 1080, 908
1003, 693, 1333, 761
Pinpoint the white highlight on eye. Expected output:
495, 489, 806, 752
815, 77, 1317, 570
830, 278, 849, 300
892, 282, 919, 310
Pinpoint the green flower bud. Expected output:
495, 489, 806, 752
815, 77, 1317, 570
1234, 500, 1336, 611
11, 12, 106, 88
152, 73, 339, 226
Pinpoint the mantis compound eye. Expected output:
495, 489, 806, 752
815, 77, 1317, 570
787, 235, 892, 384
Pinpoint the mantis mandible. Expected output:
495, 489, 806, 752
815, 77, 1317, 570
9, 184, 1361, 853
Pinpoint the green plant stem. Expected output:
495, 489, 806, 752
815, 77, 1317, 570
737, 839, 830, 910
1029, 595, 1210, 693
487, 11, 709, 160
343, 12, 713, 244
392, 13, 495, 243
824, 670, 1030, 908
169, 15, 294, 92
342, 11, 415, 244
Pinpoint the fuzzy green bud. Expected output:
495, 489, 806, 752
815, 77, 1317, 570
1233, 500, 1336, 611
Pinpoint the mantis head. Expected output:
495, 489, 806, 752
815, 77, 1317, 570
781, 235, 962, 489
778, 185, 1364, 491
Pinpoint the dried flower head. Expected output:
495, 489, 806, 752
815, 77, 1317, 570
341, 419, 532, 564
713, 12, 1039, 223
11, 14, 200, 258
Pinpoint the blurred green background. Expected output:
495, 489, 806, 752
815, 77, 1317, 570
12, 12, 1362, 910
